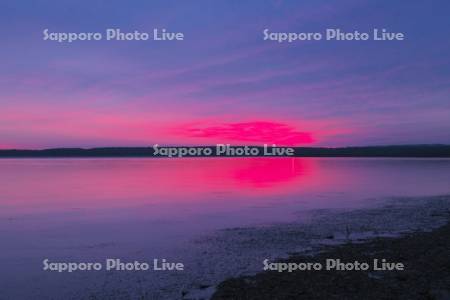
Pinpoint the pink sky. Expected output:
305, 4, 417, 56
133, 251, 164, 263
1, 0, 450, 149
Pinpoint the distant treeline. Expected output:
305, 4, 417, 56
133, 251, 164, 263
0, 145, 450, 158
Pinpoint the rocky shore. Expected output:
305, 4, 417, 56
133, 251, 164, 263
212, 208, 450, 299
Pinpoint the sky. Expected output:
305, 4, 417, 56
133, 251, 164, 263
0, 0, 449, 149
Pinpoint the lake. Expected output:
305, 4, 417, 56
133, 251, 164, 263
1, 158, 449, 298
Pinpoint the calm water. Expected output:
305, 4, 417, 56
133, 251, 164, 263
1, 158, 449, 298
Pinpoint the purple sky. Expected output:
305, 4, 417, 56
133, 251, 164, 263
0, 0, 449, 148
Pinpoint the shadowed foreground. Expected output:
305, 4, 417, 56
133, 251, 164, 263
212, 217, 450, 300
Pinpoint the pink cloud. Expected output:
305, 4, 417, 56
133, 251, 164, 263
172, 121, 314, 146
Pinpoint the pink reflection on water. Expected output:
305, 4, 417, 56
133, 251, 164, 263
0, 158, 320, 214
3, 158, 449, 219
231, 158, 310, 188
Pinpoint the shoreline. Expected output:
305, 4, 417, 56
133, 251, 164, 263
3, 194, 449, 299
211, 216, 450, 299
1, 145, 450, 158
182, 195, 450, 300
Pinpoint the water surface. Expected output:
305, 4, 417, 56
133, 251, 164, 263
1, 158, 449, 298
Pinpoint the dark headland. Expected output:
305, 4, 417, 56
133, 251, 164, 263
0, 144, 450, 158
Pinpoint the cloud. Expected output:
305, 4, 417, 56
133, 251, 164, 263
173, 121, 314, 145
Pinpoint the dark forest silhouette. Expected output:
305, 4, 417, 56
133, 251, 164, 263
1, 145, 449, 157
